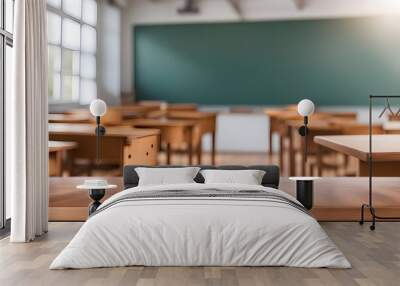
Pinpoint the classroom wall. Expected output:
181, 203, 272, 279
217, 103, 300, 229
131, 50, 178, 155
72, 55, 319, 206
134, 16, 400, 105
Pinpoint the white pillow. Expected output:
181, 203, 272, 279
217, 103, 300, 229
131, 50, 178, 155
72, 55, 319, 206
135, 167, 201, 186
200, 169, 266, 185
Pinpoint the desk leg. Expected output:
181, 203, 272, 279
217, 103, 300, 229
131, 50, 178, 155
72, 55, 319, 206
269, 125, 273, 157
279, 135, 285, 175
316, 144, 322, 177
211, 131, 216, 165
166, 143, 171, 165
288, 126, 295, 176
197, 139, 202, 165
188, 128, 193, 165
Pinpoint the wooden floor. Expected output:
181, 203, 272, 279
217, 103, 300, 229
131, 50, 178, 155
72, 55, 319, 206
1, 222, 400, 286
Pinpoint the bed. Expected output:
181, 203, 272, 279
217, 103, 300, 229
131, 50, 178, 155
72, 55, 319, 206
50, 165, 350, 269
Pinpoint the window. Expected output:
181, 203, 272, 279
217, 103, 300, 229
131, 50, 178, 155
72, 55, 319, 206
47, 0, 97, 104
1, 0, 14, 230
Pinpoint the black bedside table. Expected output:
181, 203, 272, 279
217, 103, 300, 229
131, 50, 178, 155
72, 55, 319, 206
289, 177, 320, 210
77, 181, 117, 215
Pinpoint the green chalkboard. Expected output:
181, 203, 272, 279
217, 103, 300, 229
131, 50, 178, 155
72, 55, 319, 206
134, 17, 400, 105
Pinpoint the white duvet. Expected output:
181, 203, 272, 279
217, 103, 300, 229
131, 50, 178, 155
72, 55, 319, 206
50, 183, 351, 269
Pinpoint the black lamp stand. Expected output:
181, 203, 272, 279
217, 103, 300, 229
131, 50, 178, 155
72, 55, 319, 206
95, 116, 106, 164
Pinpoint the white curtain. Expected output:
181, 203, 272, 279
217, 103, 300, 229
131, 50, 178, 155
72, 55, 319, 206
8, 0, 48, 242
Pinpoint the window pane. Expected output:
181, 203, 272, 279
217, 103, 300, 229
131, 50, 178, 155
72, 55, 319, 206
48, 45, 61, 73
82, 0, 97, 26
5, 0, 14, 33
62, 19, 81, 50
81, 25, 96, 53
62, 49, 80, 75
47, 12, 61, 45
81, 54, 96, 79
63, 0, 82, 19
80, 79, 97, 104
48, 73, 61, 100
62, 75, 80, 101
0, 0, 2, 29
47, 0, 61, 8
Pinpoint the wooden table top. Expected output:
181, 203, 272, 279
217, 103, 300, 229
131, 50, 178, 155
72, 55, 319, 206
131, 118, 197, 128
48, 113, 92, 123
48, 141, 77, 152
314, 135, 400, 161
49, 123, 160, 139
167, 111, 217, 119
264, 109, 298, 118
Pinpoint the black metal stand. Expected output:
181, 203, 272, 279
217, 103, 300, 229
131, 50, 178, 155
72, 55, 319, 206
359, 95, 400, 230
296, 180, 314, 210
88, 189, 106, 215
95, 116, 106, 164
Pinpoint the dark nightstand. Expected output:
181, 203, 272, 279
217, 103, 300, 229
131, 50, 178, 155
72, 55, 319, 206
289, 177, 320, 210
77, 181, 117, 215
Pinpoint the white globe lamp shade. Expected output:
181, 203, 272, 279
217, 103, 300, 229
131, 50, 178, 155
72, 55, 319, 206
90, 99, 107, 117
297, 99, 315, 117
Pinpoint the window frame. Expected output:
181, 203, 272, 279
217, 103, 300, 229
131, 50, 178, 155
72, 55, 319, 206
47, 0, 97, 105
0, 0, 14, 231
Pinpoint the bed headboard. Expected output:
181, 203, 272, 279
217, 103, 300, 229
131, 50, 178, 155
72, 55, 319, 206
123, 165, 280, 189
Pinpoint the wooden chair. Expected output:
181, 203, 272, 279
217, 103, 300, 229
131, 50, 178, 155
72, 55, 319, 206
166, 111, 217, 165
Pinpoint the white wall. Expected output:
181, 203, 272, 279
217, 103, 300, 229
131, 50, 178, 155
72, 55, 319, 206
200, 106, 389, 153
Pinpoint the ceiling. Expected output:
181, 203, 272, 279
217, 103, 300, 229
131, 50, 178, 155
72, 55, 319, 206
125, 0, 400, 24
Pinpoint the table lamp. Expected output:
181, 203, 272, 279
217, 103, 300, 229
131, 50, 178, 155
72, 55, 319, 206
289, 99, 317, 210
297, 99, 315, 163
89, 99, 107, 163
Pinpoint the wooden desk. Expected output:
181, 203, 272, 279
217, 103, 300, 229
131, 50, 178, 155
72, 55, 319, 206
49, 176, 400, 221
49, 141, 77, 176
314, 135, 400, 176
167, 111, 217, 165
264, 108, 298, 158
49, 124, 160, 174
66, 106, 158, 125
48, 113, 91, 124
130, 118, 196, 165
